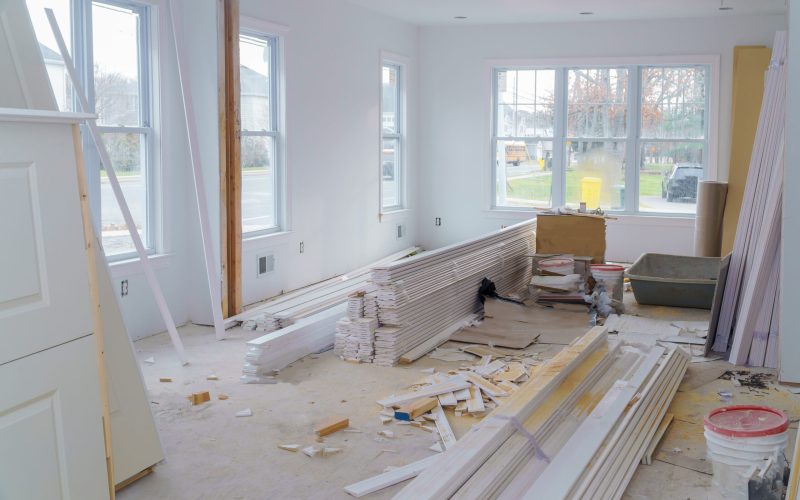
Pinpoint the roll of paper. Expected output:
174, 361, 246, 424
694, 181, 728, 257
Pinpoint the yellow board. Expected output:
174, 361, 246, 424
721, 46, 771, 255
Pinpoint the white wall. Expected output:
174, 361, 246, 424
416, 15, 786, 262
780, 2, 798, 382
110, 0, 420, 337
235, 0, 419, 307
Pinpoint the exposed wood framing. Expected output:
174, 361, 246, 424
72, 124, 116, 499
221, 0, 242, 316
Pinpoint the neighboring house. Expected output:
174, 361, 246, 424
240, 64, 269, 131
39, 43, 71, 110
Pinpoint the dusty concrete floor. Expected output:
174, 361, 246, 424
118, 295, 800, 500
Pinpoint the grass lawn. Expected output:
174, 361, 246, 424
506, 170, 664, 203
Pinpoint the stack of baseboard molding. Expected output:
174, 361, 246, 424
365, 220, 535, 366
712, 31, 786, 368
241, 304, 347, 383
390, 327, 689, 499
236, 247, 420, 332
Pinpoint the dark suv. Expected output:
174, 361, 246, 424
662, 164, 702, 202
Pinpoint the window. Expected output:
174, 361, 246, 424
240, 31, 281, 235
492, 62, 710, 215
381, 61, 404, 211
27, 0, 157, 259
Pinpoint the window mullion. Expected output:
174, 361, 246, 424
625, 65, 641, 213
552, 68, 567, 208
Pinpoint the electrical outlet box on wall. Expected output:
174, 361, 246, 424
256, 253, 275, 278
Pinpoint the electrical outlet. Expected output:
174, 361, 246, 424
121, 279, 128, 297
396, 224, 404, 239
435, 217, 442, 226
299, 241, 305, 254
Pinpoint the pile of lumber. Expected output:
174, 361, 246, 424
383, 327, 689, 498
360, 220, 536, 366
712, 31, 786, 368
241, 304, 346, 383
236, 247, 419, 332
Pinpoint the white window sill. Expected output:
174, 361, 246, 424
483, 208, 695, 226
109, 253, 174, 278
243, 230, 293, 247
380, 208, 412, 222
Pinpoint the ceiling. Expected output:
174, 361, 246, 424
346, 0, 786, 26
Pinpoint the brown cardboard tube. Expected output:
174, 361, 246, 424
694, 181, 729, 257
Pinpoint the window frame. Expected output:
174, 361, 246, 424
380, 52, 408, 213
488, 55, 719, 217
239, 17, 286, 239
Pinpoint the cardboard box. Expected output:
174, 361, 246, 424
535, 214, 606, 264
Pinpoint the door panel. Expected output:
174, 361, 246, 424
0, 122, 92, 365
0, 335, 108, 500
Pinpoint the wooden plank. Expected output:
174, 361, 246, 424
399, 313, 480, 364
222, 0, 242, 315
314, 416, 349, 436
343, 455, 440, 497
463, 372, 508, 397
466, 386, 485, 414
72, 124, 115, 499
395, 398, 437, 421
438, 392, 457, 407
378, 377, 471, 408
641, 413, 674, 465
430, 405, 457, 450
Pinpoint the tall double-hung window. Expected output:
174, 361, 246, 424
381, 60, 405, 211
28, 0, 157, 259
239, 30, 282, 235
493, 62, 710, 215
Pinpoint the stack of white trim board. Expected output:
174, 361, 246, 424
237, 247, 420, 332
342, 327, 690, 498
348, 220, 536, 366
712, 31, 786, 368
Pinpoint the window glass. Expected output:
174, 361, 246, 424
641, 66, 706, 139
92, 2, 142, 127
565, 141, 626, 211
496, 69, 555, 138
496, 140, 553, 208
567, 68, 628, 138
26, 0, 74, 111
100, 132, 147, 254
240, 32, 280, 234
381, 62, 403, 211
639, 141, 704, 213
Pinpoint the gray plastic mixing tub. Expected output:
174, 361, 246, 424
625, 253, 720, 309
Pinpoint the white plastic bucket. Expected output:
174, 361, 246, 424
591, 264, 624, 302
704, 405, 789, 500
538, 257, 574, 276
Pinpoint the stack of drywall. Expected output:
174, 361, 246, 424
238, 247, 419, 332
391, 327, 689, 499
368, 220, 535, 365
241, 304, 346, 382
712, 32, 786, 368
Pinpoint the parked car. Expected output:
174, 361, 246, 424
662, 163, 702, 202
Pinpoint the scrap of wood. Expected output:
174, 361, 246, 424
492, 362, 528, 383
377, 377, 470, 407
278, 444, 301, 452
474, 360, 506, 378
395, 397, 438, 421
641, 413, 675, 465
187, 391, 210, 405
343, 455, 440, 497
218, 394, 229, 400
314, 416, 349, 436
430, 405, 457, 449
438, 392, 457, 407
461, 345, 520, 358
495, 380, 518, 394
463, 372, 508, 397
466, 386, 485, 413
410, 421, 435, 432
159, 377, 172, 383
206, 374, 219, 381
453, 388, 470, 401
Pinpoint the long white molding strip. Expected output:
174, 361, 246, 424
398, 313, 480, 364
344, 455, 440, 498
168, 1, 225, 341
522, 346, 664, 499
46, 9, 188, 364
0, 107, 95, 123
377, 376, 471, 408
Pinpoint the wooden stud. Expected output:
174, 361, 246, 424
71, 123, 116, 499
395, 397, 437, 421
188, 392, 211, 405
314, 416, 349, 436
